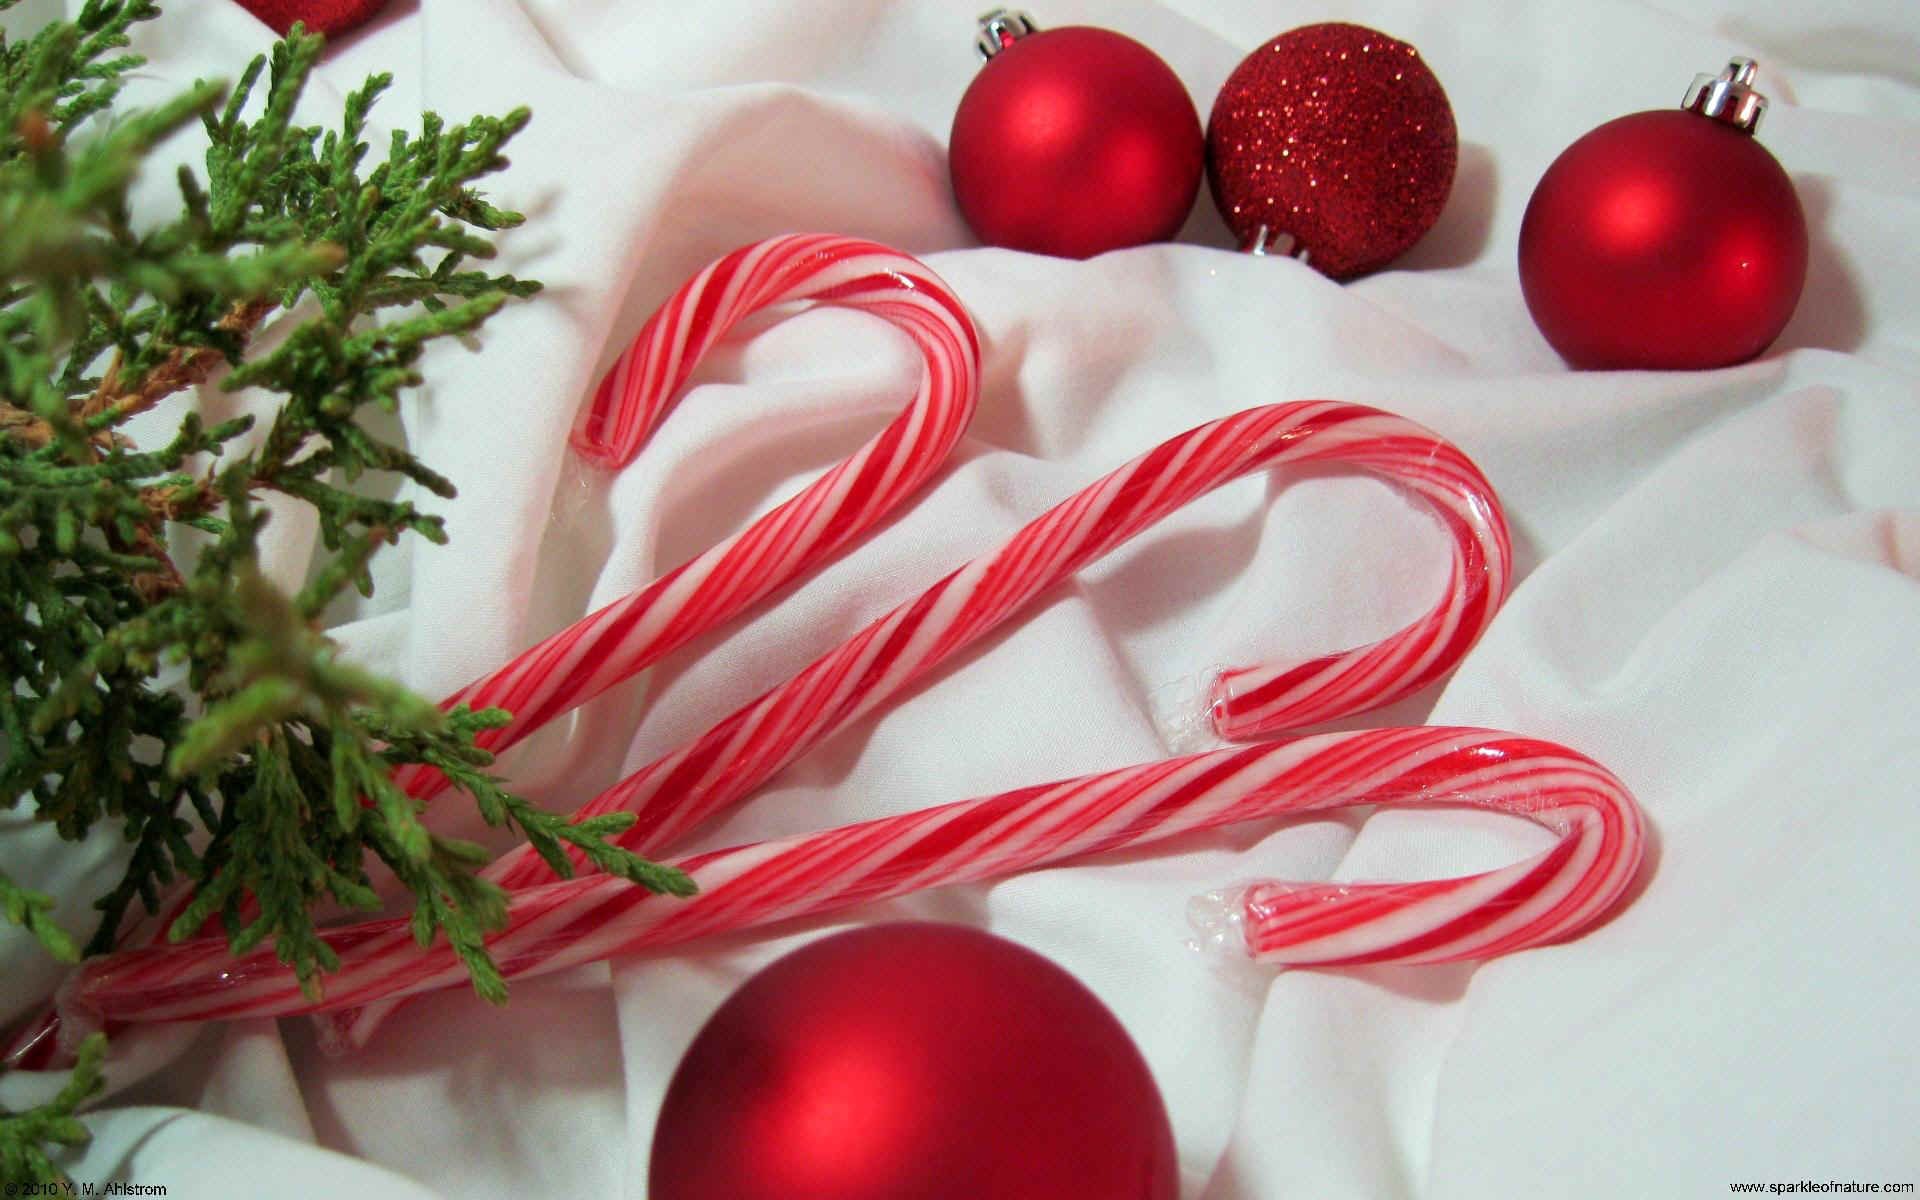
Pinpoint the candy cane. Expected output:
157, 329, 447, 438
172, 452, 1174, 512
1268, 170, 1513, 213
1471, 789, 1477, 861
60, 727, 1644, 1027
139, 397, 1517, 1048
496, 399, 1511, 880
2, 234, 981, 1070
394, 232, 981, 797
314, 399, 1512, 1048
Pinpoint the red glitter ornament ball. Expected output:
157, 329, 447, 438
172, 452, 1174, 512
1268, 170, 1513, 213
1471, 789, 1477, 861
1518, 60, 1808, 370
649, 923, 1179, 1200
1207, 23, 1457, 279
234, 0, 390, 37
949, 20, 1203, 259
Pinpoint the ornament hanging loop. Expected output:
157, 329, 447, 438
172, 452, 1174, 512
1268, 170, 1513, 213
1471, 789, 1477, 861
975, 8, 1038, 60
1683, 57, 1768, 133
1245, 224, 1307, 265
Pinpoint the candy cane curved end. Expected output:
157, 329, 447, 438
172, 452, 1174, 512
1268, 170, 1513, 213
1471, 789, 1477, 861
568, 233, 978, 469
1194, 750, 1645, 967
1205, 430, 1513, 741
515, 403, 1515, 874
394, 233, 981, 794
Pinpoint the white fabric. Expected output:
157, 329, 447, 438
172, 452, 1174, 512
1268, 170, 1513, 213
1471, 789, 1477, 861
4, 0, 1918, 1194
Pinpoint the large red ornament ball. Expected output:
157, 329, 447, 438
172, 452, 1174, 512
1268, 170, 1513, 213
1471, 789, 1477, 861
234, 0, 390, 37
1207, 23, 1457, 279
1518, 108, 1807, 369
649, 923, 1179, 1200
949, 26, 1204, 259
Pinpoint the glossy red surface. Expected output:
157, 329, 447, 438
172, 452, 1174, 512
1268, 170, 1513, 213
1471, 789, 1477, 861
1519, 109, 1808, 369
649, 923, 1178, 1200
949, 27, 1203, 259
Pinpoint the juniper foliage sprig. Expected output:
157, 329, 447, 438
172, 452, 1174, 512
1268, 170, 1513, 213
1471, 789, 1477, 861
0, 0, 693, 1023
0, 1032, 105, 1187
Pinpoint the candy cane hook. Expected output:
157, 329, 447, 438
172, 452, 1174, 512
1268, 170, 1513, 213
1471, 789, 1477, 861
394, 233, 981, 796
499, 399, 1513, 878
323, 399, 1513, 1047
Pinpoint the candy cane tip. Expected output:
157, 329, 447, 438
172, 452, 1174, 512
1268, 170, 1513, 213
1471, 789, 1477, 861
566, 434, 630, 471
1203, 673, 1237, 739
1184, 886, 1254, 962
312, 1011, 358, 1058
51, 971, 104, 1061
1147, 670, 1228, 755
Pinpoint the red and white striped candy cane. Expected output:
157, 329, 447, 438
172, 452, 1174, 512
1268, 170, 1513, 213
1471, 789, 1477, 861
492, 399, 1512, 880
144, 398, 1520, 1047
2, 233, 980, 1070
315, 399, 1511, 1049
393, 232, 980, 797
61, 727, 1644, 1027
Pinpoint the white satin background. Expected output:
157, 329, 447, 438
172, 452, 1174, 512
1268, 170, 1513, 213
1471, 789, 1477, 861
3, 0, 1918, 1195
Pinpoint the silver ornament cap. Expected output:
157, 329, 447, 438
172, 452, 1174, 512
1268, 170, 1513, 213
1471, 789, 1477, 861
975, 9, 1039, 61
1683, 57, 1768, 133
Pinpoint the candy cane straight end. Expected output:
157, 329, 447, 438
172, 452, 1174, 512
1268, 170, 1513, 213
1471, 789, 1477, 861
565, 433, 626, 473
1184, 887, 1252, 961
1204, 644, 1495, 744
568, 368, 636, 469
49, 970, 104, 1061
1204, 673, 1239, 740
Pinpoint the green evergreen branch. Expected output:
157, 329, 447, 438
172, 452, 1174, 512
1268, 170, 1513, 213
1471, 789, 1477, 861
0, 871, 79, 963
0, 1032, 106, 1187
1, 0, 693, 1089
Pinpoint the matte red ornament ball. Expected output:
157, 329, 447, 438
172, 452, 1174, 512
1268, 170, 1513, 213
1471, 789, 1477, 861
1518, 109, 1807, 369
233, 0, 391, 37
649, 923, 1179, 1200
1207, 23, 1457, 279
949, 26, 1204, 259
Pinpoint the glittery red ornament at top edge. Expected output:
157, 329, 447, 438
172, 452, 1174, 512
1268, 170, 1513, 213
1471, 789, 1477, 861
1206, 22, 1458, 279
234, 0, 392, 38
